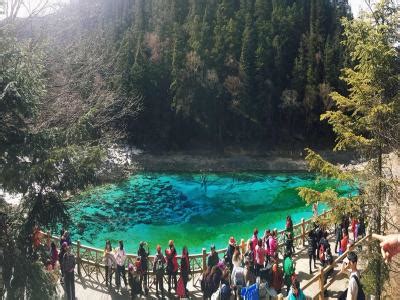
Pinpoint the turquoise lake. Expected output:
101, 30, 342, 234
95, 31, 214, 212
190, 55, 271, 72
68, 172, 355, 254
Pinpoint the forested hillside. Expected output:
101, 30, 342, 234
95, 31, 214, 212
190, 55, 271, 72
35, 0, 352, 150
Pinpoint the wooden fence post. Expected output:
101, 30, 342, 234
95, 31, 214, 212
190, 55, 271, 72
301, 218, 306, 246
318, 267, 325, 300
77, 240, 81, 276
202, 248, 207, 272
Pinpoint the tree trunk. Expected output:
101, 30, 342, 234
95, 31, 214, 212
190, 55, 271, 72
375, 144, 383, 299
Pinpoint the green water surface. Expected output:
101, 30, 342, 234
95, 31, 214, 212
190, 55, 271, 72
68, 172, 355, 254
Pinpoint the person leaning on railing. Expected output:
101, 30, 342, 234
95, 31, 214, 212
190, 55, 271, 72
137, 241, 149, 295
115, 240, 128, 289
207, 244, 219, 268
153, 245, 166, 298
165, 240, 178, 293
103, 240, 114, 287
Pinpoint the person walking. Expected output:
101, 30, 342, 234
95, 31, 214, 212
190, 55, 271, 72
103, 240, 114, 287
62, 246, 76, 300
115, 240, 128, 289
153, 245, 166, 298
165, 240, 178, 293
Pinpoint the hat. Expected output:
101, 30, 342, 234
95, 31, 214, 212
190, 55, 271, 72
128, 263, 134, 271
168, 240, 174, 246
210, 244, 216, 250
229, 237, 236, 245
62, 242, 68, 248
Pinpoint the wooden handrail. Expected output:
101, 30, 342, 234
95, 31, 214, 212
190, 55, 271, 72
302, 233, 371, 299
40, 208, 332, 280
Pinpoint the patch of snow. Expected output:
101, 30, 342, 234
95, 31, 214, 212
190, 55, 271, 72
0, 189, 22, 206
106, 144, 143, 166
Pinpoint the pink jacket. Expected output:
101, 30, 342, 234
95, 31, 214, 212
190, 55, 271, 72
268, 236, 277, 257
255, 245, 265, 265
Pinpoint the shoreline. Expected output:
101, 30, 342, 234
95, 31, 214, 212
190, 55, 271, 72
114, 149, 358, 173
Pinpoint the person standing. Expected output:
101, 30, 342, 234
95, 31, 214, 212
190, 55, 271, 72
115, 240, 128, 289
207, 244, 219, 268
103, 240, 114, 287
62, 246, 76, 300
225, 237, 236, 271
128, 263, 142, 299
180, 246, 190, 297
268, 230, 278, 260
50, 242, 59, 270
137, 241, 149, 295
153, 245, 166, 298
270, 257, 283, 294
254, 239, 266, 277
288, 279, 306, 300
335, 223, 343, 253
165, 240, 178, 292
286, 216, 294, 239
232, 246, 242, 269
307, 231, 317, 274
251, 229, 259, 251
58, 242, 68, 284
340, 230, 349, 256
32, 225, 42, 252
283, 251, 295, 294
340, 251, 364, 300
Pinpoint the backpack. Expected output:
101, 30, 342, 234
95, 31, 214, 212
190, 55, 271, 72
154, 257, 164, 274
353, 275, 366, 300
231, 266, 245, 286
63, 252, 75, 272
338, 274, 366, 300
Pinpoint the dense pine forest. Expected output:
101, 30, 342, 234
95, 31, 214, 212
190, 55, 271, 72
31, 0, 352, 150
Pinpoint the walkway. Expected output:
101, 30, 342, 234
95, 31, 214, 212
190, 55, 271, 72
55, 231, 363, 299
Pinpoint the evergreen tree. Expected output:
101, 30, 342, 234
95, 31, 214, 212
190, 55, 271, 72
298, 1, 399, 298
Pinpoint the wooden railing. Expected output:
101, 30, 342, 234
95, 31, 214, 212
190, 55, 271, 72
302, 233, 371, 300
40, 209, 331, 288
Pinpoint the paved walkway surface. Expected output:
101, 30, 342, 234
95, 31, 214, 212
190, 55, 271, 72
56, 231, 362, 299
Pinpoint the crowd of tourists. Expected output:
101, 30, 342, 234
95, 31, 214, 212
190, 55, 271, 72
31, 211, 400, 300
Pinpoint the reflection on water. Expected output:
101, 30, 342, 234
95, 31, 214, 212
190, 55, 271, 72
69, 172, 355, 253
